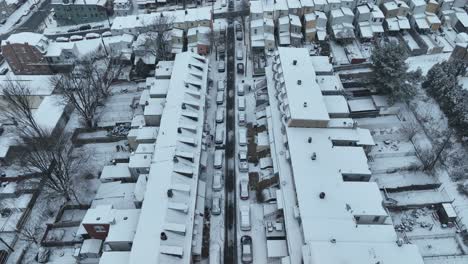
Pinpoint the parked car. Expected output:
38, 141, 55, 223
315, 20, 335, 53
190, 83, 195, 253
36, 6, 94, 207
240, 179, 249, 200
235, 23, 242, 32
239, 206, 251, 231
236, 31, 243, 40
217, 80, 225, 91
213, 170, 223, 191
239, 160, 248, 172
241, 236, 253, 263
236, 49, 243, 60
212, 197, 221, 215
238, 150, 247, 162
216, 108, 225, 123
216, 90, 225, 105
79, 24, 91, 31
218, 60, 225, 72
238, 111, 246, 126
237, 63, 244, 74
214, 149, 224, 169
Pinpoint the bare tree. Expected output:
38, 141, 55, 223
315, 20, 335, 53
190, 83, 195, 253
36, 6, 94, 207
19, 131, 87, 204
417, 130, 453, 171
16, 223, 43, 245
143, 14, 174, 62
0, 79, 44, 137
400, 121, 420, 142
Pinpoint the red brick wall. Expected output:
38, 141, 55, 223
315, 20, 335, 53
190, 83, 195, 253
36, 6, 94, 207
2, 43, 52, 75
83, 223, 110, 240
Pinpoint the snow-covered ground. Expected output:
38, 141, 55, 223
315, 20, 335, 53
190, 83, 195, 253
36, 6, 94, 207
406, 53, 451, 75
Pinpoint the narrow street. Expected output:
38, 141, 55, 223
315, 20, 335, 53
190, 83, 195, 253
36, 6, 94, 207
224, 15, 237, 264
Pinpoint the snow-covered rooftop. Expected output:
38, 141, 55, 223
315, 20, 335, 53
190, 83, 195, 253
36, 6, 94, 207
274, 48, 330, 127
130, 52, 208, 264
0, 75, 56, 96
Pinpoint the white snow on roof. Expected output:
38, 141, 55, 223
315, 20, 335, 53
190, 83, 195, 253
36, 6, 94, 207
348, 98, 377, 112
275, 47, 330, 127
323, 95, 349, 115
100, 164, 132, 181
100, 251, 130, 264
309, 56, 333, 73
105, 209, 141, 243
4, 32, 47, 47
32, 95, 67, 132
130, 52, 208, 264
0, 75, 56, 96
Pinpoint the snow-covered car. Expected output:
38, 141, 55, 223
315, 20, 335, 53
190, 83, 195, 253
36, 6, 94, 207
240, 179, 249, 200
237, 62, 244, 74
241, 236, 253, 263
212, 197, 221, 215
217, 80, 225, 91
238, 150, 247, 161
239, 161, 248, 172
239, 206, 251, 231
238, 111, 246, 126
212, 170, 223, 191
218, 60, 225, 72
236, 31, 243, 41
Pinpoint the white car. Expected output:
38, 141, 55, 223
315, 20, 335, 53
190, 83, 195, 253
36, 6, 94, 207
212, 197, 221, 215
238, 111, 246, 126
240, 179, 249, 200
217, 80, 225, 91
239, 206, 251, 231
217, 60, 225, 72
213, 170, 223, 191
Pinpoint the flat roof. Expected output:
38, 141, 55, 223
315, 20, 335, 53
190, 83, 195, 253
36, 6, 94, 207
101, 164, 131, 181
309, 56, 333, 73
32, 95, 67, 132
130, 52, 209, 264
100, 251, 131, 264
0, 75, 56, 96
106, 209, 141, 243
277, 48, 330, 125
323, 95, 349, 115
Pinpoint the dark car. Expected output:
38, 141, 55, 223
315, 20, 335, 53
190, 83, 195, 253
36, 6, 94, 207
237, 63, 244, 74
241, 236, 253, 263
79, 24, 91, 31
235, 23, 242, 33
236, 31, 243, 41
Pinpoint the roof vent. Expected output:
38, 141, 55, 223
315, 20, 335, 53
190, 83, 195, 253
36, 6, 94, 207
293, 60, 297, 65
177, 127, 182, 134
167, 189, 173, 198
181, 103, 186, 110
319, 192, 325, 199
297, 80, 302, 85
330, 238, 336, 243
185, 10, 188, 15
136, 16, 139, 20
303, 102, 307, 108
173, 156, 179, 163
311, 152, 316, 160
308, 137, 312, 143
160, 232, 167, 241
145, 101, 149, 106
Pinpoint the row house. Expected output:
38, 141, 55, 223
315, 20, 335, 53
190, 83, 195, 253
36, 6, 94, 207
329, 7, 356, 40
274, 0, 290, 20
381, 0, 410, 18
304, 11, 328, 42
408, 0, 427, 14
251, 18, 276, 51
300, 0, 315, 14
1, 33, 52, 75
426, 0, 439, 13
410, 12, 442, 32
277, 14, 303, 46
251, 0, 264, 20
355, 4, 385, 39
187, 26, 211, 55
287, 0, 303, 16
440, 7, 467, 33
114, 0, 132, 16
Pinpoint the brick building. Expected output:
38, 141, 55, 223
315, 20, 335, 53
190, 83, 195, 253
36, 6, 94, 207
1, 33, 52, 75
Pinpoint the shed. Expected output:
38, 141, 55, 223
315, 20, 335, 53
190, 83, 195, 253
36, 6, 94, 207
266, 239, 288, 258
80, 239, 102, 259
437, 203, 457, 225
100, 163, 133, 183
